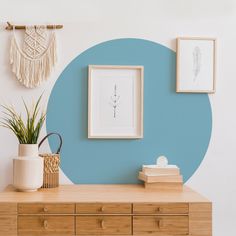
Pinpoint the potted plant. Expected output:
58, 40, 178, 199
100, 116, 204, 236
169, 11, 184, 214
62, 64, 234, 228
1, 95, 45, 192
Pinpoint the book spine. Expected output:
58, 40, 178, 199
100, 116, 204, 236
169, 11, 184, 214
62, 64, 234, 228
139, 172, 183, 183
144, 182, 183, 191
143, 168, 180, 175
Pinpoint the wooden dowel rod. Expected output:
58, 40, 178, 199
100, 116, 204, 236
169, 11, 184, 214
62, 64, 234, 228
5, 22, 63, 30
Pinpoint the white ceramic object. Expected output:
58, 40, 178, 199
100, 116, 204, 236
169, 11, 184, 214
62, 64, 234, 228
156, 156, 168, 167
13, 144, 44, 192
18, 144, 39, 156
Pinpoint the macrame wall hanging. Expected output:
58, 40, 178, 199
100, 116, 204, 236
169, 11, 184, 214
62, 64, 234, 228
6, 22, 63, 88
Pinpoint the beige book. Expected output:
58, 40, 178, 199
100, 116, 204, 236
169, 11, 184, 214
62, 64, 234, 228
142, 165, 180, 175
139, 171, 183, 183
144, 182, 183, 191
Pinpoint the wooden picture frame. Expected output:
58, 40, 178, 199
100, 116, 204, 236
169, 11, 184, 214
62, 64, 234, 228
88, 65, 144, 139
176, 37, 216, 93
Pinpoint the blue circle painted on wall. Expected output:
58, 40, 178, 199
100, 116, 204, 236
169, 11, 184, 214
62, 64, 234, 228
47, 38, 212, 184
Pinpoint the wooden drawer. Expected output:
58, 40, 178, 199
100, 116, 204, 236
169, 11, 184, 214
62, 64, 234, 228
133, 216, 189, 235
0, 215, 17, 236
0, 203, 17, 214
133, 203, 189, 214
76, 216, 132, 235
76, 203, 131, 214
18, 203, 75, 214
18, 215, 74, 236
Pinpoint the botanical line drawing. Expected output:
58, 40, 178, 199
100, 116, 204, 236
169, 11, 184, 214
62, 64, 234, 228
109, 84, 120, 118
192, 46, 201, 82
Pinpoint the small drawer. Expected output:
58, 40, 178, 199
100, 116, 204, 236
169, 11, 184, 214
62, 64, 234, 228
133, 203, 189, 214
133, 216, 189, 235
76, 203, 131, 214
18, 203, 75, 214
0, 203, 17, 214
76, 216, 132, 235
18, 215, 74, 236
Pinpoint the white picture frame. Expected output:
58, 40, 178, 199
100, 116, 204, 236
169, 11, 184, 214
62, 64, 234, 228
88, 65, 144, 139
176, 37, 216, 93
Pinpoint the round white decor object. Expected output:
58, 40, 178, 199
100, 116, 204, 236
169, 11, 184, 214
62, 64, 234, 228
156, 156, 168, 167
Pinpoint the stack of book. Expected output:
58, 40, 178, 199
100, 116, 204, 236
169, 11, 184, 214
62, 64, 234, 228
138, 164, 183, 190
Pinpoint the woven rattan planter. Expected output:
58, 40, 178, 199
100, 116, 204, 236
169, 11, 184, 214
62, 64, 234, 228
39, 153, 60, 188
39, 133, 62, 188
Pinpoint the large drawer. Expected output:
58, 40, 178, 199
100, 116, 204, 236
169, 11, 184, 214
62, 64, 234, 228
18, 215, 74, 236
133, 203, 189, 214
133, 215, 189, 235
76, 216, 132, 235
76, 203, 131, 214
0, 215, 17, 236
18, 203, 75, 214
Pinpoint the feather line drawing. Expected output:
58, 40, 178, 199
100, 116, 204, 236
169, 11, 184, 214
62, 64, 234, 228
192, 46, 201, 82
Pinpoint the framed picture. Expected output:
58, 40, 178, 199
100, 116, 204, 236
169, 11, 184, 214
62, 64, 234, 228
88, 65, 144, 139
176, 37, 216, 93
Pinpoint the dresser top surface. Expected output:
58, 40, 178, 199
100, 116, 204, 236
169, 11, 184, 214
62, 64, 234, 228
0, 184, 210, 203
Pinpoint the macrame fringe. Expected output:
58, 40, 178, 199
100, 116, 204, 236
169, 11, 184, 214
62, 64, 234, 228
10, 33, 57, 88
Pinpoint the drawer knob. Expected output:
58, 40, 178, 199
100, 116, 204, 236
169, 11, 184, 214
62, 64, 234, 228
43, 207, 48, 212
100, 206, 105, 212
43, 220, 48, 229
156, 219, 162, 228
100, 220, 106, 229
156, 207, 161, 212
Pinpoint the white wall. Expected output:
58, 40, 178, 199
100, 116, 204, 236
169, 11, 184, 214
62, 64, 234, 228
0, 0, 235, 235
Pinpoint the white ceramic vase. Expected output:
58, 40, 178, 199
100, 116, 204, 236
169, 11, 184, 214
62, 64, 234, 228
13, 144, 44, 192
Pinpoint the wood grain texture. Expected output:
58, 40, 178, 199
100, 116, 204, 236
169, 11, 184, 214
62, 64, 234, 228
0, 203, 17, 214
1, 185, 210, 203
189, 203, 212, 236
0, 215, 17, 236
76, 203, 131, 214
133, 215, 189, 235
76, 216, 132, 235
18, 215, 74, 236
0, 185, 211, 236
133, 203, 188, 214
18, 203, 74, 214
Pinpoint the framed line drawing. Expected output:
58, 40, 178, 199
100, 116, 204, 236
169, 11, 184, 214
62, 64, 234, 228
88, 65, 144, 139
176, 37, 216, 93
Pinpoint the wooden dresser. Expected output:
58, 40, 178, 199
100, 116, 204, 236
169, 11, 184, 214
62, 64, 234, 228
0, 185, 211, 236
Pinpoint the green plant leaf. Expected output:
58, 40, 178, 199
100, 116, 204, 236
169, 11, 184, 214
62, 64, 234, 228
0, 95, 46, 144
